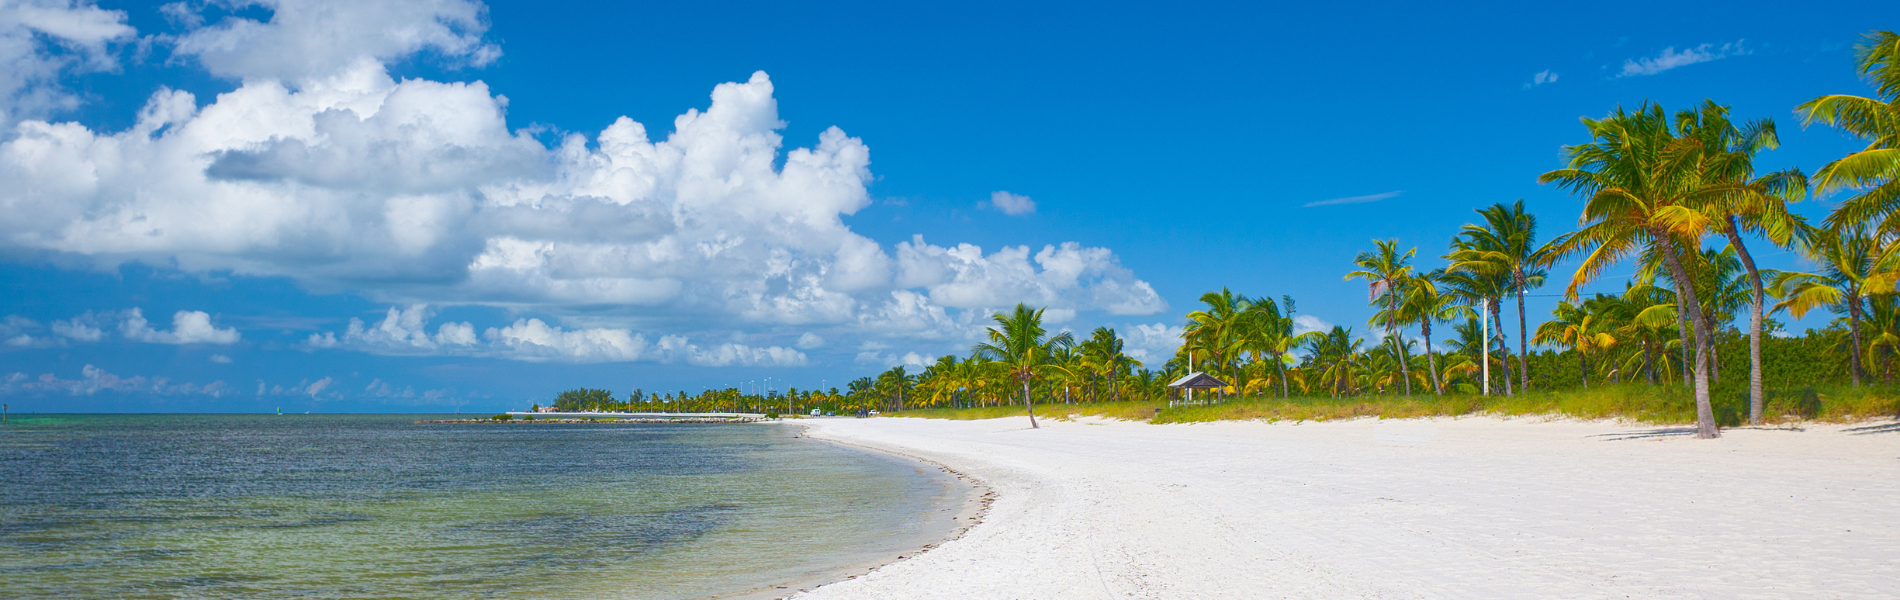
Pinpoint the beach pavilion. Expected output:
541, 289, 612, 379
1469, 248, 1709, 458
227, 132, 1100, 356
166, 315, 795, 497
1166, 372, 1229, 406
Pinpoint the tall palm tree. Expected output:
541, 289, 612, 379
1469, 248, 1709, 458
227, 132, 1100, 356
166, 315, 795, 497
1769, 225, 1897, 386
972, 304, 1075, 429
1079, 327, 1128, 403
1540, 102, 1723, 439
1184, 288, 1250, 386
1438, 265, 1516, 395
1345, 239, 1417, 395
1798, 31, 1900, 233
1676, 100, 1808, 423
1447, 200, 1556, 394
1397, 270, 1475, 395
1239, 295, 1318, 398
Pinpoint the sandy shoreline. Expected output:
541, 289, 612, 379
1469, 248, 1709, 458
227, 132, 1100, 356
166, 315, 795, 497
786, 416, 1900, 599
717, 422, 988, 600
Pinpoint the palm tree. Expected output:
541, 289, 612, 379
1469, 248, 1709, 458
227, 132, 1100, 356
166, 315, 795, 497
1345, 239, 1416, 395
1397, 270, 1475, 394
1438, 265, 1516, 395
1305, 326, 1362, 397
1239, 295, 1316, 398
1769, 225, 1897, 386
1596, 283, 1684, 385
1184, 288, 1250, 388
1540, 101, 1722, 439
1447, 200, 1556, 394
972, 304, 1075, 429
1534, 298, 1617, 387
1864, 297, 1900, 384
1677, 100, 1808, 423
1798, 31, 1900, 233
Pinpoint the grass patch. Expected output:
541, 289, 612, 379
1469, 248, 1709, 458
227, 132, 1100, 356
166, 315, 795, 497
888, 401, 1162, 422
885, 384, 1900, 426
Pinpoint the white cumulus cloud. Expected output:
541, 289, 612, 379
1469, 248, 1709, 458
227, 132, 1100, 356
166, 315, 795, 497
0, 0, 135, 129
120, 308, 241, 344
170, 0, 500, 83
1122, 322, 1186, 364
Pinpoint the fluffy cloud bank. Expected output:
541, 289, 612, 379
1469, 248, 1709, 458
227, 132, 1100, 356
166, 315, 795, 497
307, 305, 807, 365
0, 0, 1164, 366
1, 364, 231, 396
1, 308, 239, 346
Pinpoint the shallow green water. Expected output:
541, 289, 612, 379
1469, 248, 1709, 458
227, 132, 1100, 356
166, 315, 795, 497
0, 415, 961, 599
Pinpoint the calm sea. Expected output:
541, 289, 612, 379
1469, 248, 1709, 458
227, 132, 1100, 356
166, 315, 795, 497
0, 414, 963, 599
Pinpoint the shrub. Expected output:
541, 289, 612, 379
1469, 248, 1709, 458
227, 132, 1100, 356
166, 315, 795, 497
491, 413, 513, 421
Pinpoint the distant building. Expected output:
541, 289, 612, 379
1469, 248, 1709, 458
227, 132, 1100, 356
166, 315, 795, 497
537, 406, 558, 413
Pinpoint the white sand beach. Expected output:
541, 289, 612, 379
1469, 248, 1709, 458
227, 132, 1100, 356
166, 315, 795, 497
792, 416, 1900, 599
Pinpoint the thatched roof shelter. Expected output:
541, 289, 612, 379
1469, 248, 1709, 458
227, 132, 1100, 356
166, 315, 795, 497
1167, 372, 1228, 390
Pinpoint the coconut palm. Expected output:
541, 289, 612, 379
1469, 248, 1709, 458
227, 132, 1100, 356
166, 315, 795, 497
1438, 264, 1516, 395
1238, 295, 1317, 398
1597, 283, 1684, 385
1304, 326, 1362, 397
1540, 101, 1723, 438
1446, 200, 1556, 394
1184, 288, 1250, 387
1769, 225, 1897, 386
1675, 101, 1809, 422
1397, 270, 1476, 394
1863, 296, 1900, 384
972, 304, 1075, 429
1797, 31, 1900, 233
1535, 298, 1619, 387
1345, 239, 1417, 395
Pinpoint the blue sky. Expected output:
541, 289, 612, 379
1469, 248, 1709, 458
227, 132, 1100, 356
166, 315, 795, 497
0, 0, 1885, 412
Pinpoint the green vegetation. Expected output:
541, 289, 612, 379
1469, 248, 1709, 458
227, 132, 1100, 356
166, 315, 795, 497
890, 384, 1899, 426
490, 413, 512, 421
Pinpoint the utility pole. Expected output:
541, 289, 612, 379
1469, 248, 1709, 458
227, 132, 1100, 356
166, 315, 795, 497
1482, 298, 1491, 396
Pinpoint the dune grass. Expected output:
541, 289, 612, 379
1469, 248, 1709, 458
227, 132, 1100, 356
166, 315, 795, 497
885, 383, 1900, 426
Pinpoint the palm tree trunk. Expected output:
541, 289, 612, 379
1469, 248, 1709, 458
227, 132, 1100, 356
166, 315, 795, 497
1421, 319, 1442, 394
1675, 308, 1693, 387
1847, 294, 1866, 386
1658, 235, 1718, 439
1702, 309, 1721, 385
1390, 287, 1411, 396
1579, 349, 1589, 389
1644, 340, 1656, 384
1722, 222, 1767, 425
1276, 354, 1290, 399
1492, 300, 1514, 396
1022, 379, 1039, 428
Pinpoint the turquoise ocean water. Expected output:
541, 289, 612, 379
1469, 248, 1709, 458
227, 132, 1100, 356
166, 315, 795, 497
0, 415, 962, 599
